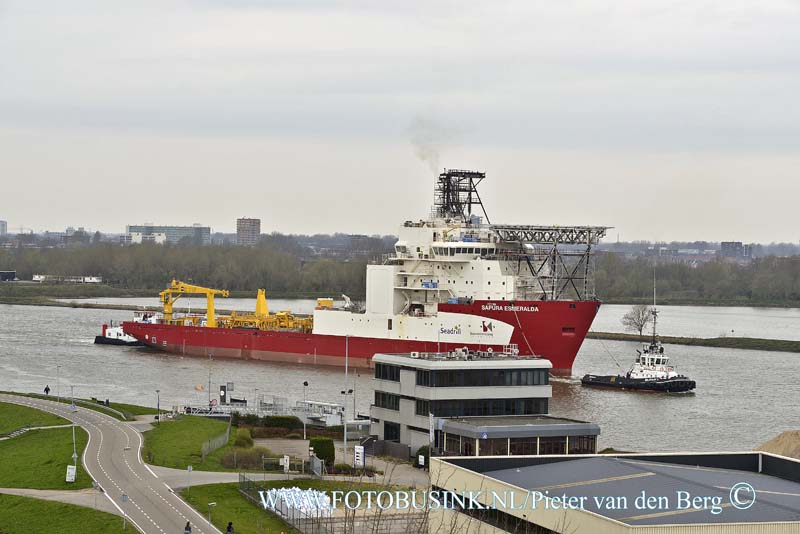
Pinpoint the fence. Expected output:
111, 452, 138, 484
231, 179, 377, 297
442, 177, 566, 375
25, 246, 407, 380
238, 473, 427, 534
201, 416, 232, 462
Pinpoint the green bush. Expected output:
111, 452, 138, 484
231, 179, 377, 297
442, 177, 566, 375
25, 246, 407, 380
234, 428, 254, 448
309, 437, 335, 468
241, 413, 260, 426
220, 446, 273, 469
330, 463, 382, 476
260, 415, 304, 430
285, 433, 303, 439
333, 463, 354, 475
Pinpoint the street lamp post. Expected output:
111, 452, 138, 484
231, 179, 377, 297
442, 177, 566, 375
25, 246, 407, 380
56, 365, 61, 403
155, 389, 160, 425
302, 381, 309, 440
71, 385, 77, 466
207, 502, 216, 525
341, 389, 353, 465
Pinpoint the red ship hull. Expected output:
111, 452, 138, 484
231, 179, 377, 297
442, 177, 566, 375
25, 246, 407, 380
123, 300, 599, 374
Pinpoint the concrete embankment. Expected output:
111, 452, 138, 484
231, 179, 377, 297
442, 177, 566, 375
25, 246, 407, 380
587, 331, 800, 353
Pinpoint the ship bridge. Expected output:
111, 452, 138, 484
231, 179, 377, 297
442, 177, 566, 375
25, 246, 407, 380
380, 169, 612, 305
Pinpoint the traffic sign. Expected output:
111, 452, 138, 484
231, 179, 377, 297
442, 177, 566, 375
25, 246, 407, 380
354, 445, 365, 468
65, 465, 76, 483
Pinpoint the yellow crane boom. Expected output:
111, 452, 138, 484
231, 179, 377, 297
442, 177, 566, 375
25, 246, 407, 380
160, 279, 229, 327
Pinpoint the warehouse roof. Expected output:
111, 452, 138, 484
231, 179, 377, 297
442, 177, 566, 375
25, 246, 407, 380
469, 453, 800, 526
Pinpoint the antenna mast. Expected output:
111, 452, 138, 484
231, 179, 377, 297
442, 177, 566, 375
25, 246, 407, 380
652, 266, 658, 344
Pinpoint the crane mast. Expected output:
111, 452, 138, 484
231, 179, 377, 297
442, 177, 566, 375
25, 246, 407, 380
159, 279, 230, 327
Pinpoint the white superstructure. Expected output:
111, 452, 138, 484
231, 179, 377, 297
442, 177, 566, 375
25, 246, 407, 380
311, 170, 607, 348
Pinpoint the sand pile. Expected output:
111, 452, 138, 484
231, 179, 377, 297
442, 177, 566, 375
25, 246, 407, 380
757, 430, 800, 460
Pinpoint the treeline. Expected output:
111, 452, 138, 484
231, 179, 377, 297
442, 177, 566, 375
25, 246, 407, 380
2, 244, 799, 304
0, 244, 368, 296
595, 253, 800, 303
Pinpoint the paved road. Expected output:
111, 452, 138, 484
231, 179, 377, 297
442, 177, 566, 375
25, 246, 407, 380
0, 394, 221, 534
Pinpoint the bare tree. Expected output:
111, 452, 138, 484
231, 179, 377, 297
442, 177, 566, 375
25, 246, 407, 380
621, 304, 653, 337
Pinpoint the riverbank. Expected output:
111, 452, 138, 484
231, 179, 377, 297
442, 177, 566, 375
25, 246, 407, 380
0, 283, 350, 303
2, 283, 799, 308
587, 331, 800, 353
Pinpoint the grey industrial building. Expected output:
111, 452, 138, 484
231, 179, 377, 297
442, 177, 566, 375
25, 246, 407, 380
431, 451, 800, 533
369, 349, 599, 458
236, 217, 261, 246
125, 224, 211, 245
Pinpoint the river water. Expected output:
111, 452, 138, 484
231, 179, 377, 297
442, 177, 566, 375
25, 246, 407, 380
59, 297, 800, 341
2, 302, 799, 453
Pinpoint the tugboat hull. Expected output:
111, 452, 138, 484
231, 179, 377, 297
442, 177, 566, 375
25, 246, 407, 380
581, 374, 696, 393
94, 336, 143, 347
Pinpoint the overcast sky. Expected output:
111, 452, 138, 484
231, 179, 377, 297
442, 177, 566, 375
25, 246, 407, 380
1, 1, 799, 243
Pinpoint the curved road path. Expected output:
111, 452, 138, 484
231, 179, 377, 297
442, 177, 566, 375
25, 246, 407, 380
0, 393, 221, 534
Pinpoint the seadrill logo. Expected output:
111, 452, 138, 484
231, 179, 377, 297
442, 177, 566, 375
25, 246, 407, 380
439, 324, 462, 336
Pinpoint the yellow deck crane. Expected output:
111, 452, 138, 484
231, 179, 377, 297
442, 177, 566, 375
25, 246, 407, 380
224, 288, 314, 333
160, 279, 230, 327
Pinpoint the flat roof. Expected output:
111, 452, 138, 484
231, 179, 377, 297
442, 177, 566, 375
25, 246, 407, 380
442, 415, 600, 439
444, 453, 800, 526
374, 352, 551, 369
375, 349, 543, 362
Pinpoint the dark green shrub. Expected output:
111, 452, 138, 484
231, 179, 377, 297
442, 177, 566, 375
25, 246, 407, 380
234, 428, 254, 448
285, 433, 303, 439
333, 463, 354, 475
242, 413, 260, 426
309, 436, 335, 467
260, 415, 304, 429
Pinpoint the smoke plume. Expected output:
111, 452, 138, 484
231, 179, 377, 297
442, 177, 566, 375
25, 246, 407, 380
409, 117, 449, 173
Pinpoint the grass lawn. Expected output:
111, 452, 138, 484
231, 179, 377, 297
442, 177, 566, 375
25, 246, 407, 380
180, 479, 411, 534
0, 391, 162, 421
143, 415, 231, 469
144, 419, 290, 473
0, 401, 70, 435
182, 483, 293, 534
0, 494, 127, 534
106, 401, 160, 416
0, 427, 92, 490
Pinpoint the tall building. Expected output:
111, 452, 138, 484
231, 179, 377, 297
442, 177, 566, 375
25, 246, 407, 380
236, 218, 261, 246
125, 224, 211, 245
0, 220, 6, 236
720, 241, 744, 257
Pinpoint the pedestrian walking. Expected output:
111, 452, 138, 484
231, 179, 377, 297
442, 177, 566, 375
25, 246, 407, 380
226, 522, 234, 533
44, 385, 50, 395
184, 521, 191, 534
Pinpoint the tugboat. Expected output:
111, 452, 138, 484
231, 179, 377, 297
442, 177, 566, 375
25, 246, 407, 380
581, 281, 696, 393
94, 312, 159, 346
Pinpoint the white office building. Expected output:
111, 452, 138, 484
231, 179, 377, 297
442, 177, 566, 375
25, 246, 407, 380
370, 347, 599, 458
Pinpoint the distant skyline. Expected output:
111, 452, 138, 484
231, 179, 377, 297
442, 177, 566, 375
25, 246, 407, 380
2, 1, 800, 242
